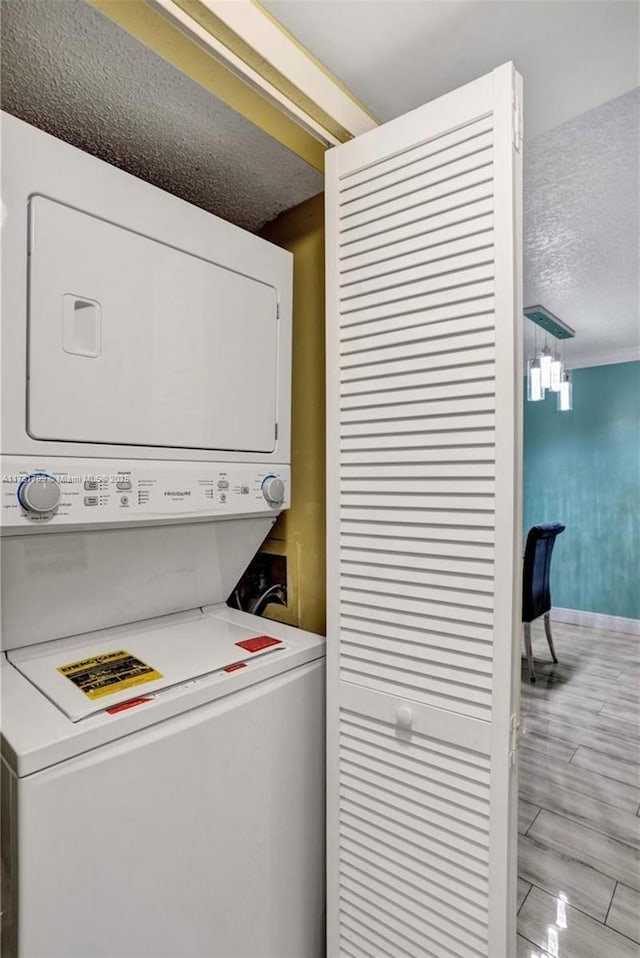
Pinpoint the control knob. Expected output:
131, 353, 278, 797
261, 475, 285, 506
17, 473, 61, 514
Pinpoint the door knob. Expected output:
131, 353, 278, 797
395, 706, 413, 729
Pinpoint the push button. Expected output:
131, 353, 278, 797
116, 480, 132, 491
84, 496, 99, 506
84, 480, 99, 491
217, 479, 229, 490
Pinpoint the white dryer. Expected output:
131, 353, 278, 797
0, 113, 325, 958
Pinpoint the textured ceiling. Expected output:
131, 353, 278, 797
264, 0, 639, 141
0, 0, 323, 232
524, 89, 639, 367
1, 0, 637, 364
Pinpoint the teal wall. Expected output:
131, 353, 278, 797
524, 361, 640, 619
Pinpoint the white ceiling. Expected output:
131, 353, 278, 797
0, 0, 323, 232
264, 0, 639, 141
524, 88, 639, 368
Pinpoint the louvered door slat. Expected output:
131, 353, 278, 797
340, 870, 487, 958
340, 603, 494, 644
342, 463, 496, 480
340, 154, 493, 232
342, 324, 495, 361
340, 208, 495, 274
341, 430, 496, 451
341, 283, 496, 331
340, 378, 495, 408
339, 127, 493, 209
340, 840, 488, 929
327, 63, 522, 957
339, 827, 488, 922
340, 890, 427, 958
340, 759, 489, 830
340, 170, 493, 243
339, 116, 493, 194
341, 300, 495, 344
339, 183, 494, 254
341, 787, 490, 871
341, 267, 495, 320
341, 560, 494, 593
340, 628, 492, 671
340, 918, 392, 958
340, 245, 494, 303
342, 346, 495, 384
340, 536, 494, 563
340, 140, 493, 218
340, 548, 495, 576
340, 224, 494, 286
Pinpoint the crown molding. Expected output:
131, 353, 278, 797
567, 346, 640, 369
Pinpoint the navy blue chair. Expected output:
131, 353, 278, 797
522, 522, 565, 682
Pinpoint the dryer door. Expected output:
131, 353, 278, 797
27, 197, 279, 453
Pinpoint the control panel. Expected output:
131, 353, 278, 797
1, 458, 290, 532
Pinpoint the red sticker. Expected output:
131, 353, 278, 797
235, 635, 282, 653
223, 662, 247, 674
106, 696, 152, 714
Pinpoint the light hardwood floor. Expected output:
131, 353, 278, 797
516, 620, 640, 957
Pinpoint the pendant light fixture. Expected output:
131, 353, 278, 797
524, 306, 575, 412
550, 352, 563, 392
526, 322, 545, 401
557, 370, 573, 412
527, 358, 544, 401
539, 343, 553, 390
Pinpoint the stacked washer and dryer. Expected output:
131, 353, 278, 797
0, 112, 325, 958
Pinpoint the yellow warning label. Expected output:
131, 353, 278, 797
57, 649, 163, 700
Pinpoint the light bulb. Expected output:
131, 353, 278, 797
558, 377, 572, 412
550, 358, 563, 392
527, 359, 544, 401
540, 349, 552, 389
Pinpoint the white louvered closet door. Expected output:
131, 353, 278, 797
326, 63, 523, 958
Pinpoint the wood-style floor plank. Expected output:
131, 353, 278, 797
516, 934, 552, 958
534, 678, 640, 715
521, 684, 608, 715
521, 713, 638, 763
519, 772, 640, 849
518, 734, 576, 763
520, 746, 640, 813
518, 623, 640, 955
519, 886, 640, 958
571, 745, 640, 788
606, 883, 640, 944
518, 833, 616, 922
518, 799, 541, 835
527, 797, 640, 893
600, 701, 640, 728
517, 877, 532, 913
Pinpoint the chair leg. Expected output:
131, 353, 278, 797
543, 612, 559, 664
524, 623, 535, 683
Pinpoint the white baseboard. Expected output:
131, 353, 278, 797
550, 607, 640, 636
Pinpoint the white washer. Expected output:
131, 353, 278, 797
1, 606, 325, 958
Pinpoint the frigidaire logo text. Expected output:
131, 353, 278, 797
164, 490, 191, 497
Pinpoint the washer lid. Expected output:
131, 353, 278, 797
6, 610, 286, 722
